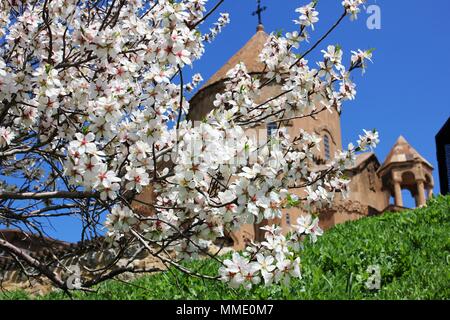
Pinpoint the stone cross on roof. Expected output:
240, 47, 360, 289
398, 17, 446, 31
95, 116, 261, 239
252, 0, 267, 26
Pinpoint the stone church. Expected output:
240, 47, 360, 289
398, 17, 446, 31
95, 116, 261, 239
187, 24, 435, 250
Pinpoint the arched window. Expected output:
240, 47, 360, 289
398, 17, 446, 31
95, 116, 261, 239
267, 122, 277, 139
324, 134, 331, 160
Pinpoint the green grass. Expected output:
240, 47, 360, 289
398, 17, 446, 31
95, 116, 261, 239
2, 196, 449, 300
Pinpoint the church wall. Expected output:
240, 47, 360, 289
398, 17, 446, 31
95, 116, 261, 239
188, 81, 226, 122
288, 108, 343, 156
345, 161, 390, 213
132, 186, 155, 216
229, 223, 255, 251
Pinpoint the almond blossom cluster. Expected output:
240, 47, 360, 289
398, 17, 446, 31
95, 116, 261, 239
0, 0, 376, 290
219, 216, 323, 289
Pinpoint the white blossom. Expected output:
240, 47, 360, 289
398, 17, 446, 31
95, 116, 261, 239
125, 167, 150, 192
0, 127, 14, 148
294, 3, 319, 30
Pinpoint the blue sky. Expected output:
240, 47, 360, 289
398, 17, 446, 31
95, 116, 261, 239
193, 0, 450, 207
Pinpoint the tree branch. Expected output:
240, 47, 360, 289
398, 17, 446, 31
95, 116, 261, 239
0, 238, 67, 290
0, 191, 98, 200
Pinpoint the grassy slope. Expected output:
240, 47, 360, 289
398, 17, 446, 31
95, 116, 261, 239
3, 196, 450, 300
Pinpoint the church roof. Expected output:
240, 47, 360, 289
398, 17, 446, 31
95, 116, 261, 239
348, 152, 379, 170
202, 25, 269, 89
314, 153, 378, 172
378, 135, 433, 173
0, 229, 71, 265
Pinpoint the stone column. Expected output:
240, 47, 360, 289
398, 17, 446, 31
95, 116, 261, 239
427, 186, 433, 200
417, 180, 426, 207
414, 192, 420, 207
393, 180, 403, 207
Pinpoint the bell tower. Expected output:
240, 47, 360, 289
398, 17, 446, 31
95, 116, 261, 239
378, 136, 434, 208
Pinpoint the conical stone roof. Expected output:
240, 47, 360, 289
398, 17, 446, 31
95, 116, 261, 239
379, 135, 433, 173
